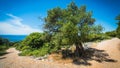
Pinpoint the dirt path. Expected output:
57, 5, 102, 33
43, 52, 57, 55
0, 38, 120, 68
0, 48, 77, 68
90, 38, 120, 68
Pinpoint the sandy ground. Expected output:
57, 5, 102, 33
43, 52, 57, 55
0, 38, 120, 68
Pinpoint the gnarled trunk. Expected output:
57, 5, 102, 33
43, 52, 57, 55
75, 42, 84, 57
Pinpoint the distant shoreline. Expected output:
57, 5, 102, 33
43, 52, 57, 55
0, 35, 27, 42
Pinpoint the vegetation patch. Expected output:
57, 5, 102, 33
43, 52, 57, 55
0, 38, 12, 56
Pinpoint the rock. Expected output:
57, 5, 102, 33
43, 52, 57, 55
35, 54, 49, 60
30, 56, 36, 59
41, 59, 45, 61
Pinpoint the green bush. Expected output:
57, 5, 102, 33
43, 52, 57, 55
116, 26, 120, 38
105, 31, 117, 37
0, 37, 10, 46
31, 43, 50, 57
19, 46, 50, 57
0, 37, 11, 56
16, 37, 51, 57
116, 14, 120, 38
19, 49, 32, 56
14, 42, 24, 51
0, 44, 9, 51
37, 44, 50, 56
0, 44, 9, 56
22, 32, 44, 49
87, 33, 111, 42
15, 32, 61, 57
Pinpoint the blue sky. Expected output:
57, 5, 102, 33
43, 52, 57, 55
0, 0, 120, 35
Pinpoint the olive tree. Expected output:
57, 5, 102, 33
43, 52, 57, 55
44, 2, 102, 57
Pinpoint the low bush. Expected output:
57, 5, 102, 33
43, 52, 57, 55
105, 31, 117, 37
14, 32, 62, 57
0, 38, 11, 56
22, 32, 44, 49
0, 44, 9, 56
87, 33, 111, 42
0, 44, 9, 51
19, 43, 50, 57
19, 49, 32, 56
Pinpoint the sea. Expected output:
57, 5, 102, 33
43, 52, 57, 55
0, 35, 27, 42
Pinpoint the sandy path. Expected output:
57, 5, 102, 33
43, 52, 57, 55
0, 38, 120, 68
0, 48, 74, 68
0, 48, 81, 68
90, 38, 120, 68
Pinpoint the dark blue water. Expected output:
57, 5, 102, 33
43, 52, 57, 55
0, 35, 27, 42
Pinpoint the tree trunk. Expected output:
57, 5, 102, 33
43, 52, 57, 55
75, 42, 84, 57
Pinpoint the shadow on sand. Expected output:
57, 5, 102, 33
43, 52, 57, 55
0, 52, 9, 56
62, 48, 117, 66
0, 51, 12, 59
0, 57, 6, 59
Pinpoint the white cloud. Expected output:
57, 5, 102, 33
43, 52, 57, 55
0, 14, 42, 35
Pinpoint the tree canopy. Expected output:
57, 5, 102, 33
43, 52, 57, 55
116, 14, 120, 38
44, 1, 103, 57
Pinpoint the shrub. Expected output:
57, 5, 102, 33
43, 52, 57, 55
19, 49, 32, 56
31, 43, 51, 57
0, 37, 10, 46
14, 42, 24, 51
105, 31, 117, 37
0, 44, 9, 56
16, 32, 61, 57
0, 38, 11, 56
87, 33, 111, 42
19, 45, 50, 57
22, 32, 44, 49
0, 44, 9, 51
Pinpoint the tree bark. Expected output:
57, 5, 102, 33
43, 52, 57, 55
75, 42, 84, 57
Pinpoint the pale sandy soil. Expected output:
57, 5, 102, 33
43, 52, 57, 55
90, 38, 120, 68
0, 38, 120, 68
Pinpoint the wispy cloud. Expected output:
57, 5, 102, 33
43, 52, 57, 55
0, 14, 42, 35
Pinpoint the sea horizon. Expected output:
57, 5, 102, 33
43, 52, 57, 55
0, 35, 27, 42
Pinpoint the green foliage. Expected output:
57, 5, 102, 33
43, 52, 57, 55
105, 31, 117, 37
14, 32, 53, 57
0, 37, 10, 45
116, 27, 120, 38
80, 24, 103, 42
103, 14, 120, 39
22, 32, 44, 49
116, 14, 120, 38
37, 45, 49, 56
0, 37, 11, 56
19, 43, 51, 57
88, 33, 111, 42
0, 45, 9, 56
44, 5, 104, 44
14, 41, 28, 51
19, 49, 32, 56
43, 2, 105, 58
44, 1, 102, 50
0, 44, 9, 51
0, 38, 10, 56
